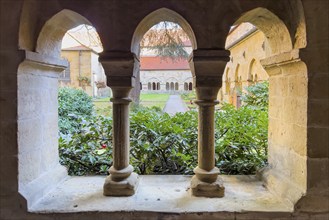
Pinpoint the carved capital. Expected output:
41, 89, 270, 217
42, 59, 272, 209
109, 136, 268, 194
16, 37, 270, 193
189, 49, 230, 78
99, 51, 140, 77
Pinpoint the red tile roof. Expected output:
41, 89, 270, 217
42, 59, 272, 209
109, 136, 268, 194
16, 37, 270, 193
140, 57, 190, 70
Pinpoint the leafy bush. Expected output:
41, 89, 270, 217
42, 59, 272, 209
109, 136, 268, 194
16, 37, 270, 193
215, 104, 268, 174
130, 107, 197, 174
59, 115, 113, 175
58, 87, 94, 134
59, 82, 269, 176
241, 81, 269, 110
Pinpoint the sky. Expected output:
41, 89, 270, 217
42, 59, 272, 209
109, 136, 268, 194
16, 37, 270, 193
61, 25, 103, 53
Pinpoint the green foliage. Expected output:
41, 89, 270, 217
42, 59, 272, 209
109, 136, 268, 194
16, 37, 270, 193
215, 104, 268, 174
59, 82, 269, 176
130, 107, 198, 174
141, 21, 189, 60
59, 115, 113, 175
241, 81, 269, 110
58, 87, 94, 134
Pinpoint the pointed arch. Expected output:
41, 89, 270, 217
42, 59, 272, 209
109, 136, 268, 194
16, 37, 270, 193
248, 59, 256, 82
131, 8, 197, 56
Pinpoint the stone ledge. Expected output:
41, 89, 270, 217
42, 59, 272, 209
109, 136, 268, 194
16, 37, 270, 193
30, 175, 293, 213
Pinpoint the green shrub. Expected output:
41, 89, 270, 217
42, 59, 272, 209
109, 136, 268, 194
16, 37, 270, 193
241, 81, 269, 110
215, 104, 268, 174
59, 115, 113, 175
59, 82, 269, 176
130, 107, 198, 174
58, 87, 94, 134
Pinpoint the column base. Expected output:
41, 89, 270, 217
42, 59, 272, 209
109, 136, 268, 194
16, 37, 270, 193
190, 175, 225, 198
103, 172, 139, 196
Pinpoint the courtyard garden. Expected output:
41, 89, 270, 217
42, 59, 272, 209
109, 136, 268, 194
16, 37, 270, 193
58, 82, 269, 176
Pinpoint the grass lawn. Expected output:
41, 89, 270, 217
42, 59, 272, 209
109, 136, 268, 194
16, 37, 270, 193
139, 93, 170, 109
93, 93, 170, 116
181, 91, 197, 110
93, 97, 112, 116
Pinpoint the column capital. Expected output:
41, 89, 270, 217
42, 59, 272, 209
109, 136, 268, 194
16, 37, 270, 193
189, 49, 230, 78
99, 51, 140, 77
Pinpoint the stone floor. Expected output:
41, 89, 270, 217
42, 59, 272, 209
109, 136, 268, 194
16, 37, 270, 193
163, 95, 188, 115
30, 175, 293, 214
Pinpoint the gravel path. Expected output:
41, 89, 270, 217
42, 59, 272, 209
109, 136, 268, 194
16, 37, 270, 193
163, 95, 188, 115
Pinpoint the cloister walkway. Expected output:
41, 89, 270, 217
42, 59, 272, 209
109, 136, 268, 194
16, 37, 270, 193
163, 95, 188, 115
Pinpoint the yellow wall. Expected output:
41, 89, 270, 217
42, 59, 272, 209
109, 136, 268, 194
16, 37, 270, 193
220, 25, 269, 106
60, 50, 93, 95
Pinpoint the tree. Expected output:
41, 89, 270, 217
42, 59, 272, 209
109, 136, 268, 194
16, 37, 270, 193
140, 21, 190, 60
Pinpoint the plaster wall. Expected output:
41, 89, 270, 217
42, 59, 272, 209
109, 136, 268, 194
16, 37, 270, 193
60, 50, 92, 95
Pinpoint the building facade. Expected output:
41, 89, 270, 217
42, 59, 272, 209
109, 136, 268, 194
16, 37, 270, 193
139, 28, 193, 93
60, 45, 109, 97
219, 23, 269, 107
140, 56, 192, 92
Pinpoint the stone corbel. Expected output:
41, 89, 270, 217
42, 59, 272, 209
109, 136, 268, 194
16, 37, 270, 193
20, 50, 68, 74
260, 49, 301, 76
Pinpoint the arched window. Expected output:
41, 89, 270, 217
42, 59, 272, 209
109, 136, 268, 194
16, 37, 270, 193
175, 82, 179, 90
166, 82, 169, 90
184, 82, 188, 90
148, 82, 152, 90
170, 82, 174, 90
188, 82, 193, 91
157, 82, 160, 90
152, 82, 156, 90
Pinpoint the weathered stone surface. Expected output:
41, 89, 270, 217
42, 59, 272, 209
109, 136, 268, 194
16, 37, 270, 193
103, 172, 139, 196
191, 175, 225, 198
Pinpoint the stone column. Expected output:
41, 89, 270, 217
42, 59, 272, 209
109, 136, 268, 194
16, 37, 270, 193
100, 52, 139, 196
189, 49, 230, 197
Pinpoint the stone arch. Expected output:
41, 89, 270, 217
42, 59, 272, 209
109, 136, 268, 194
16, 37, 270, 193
233, 8, 293, 56
248, 59, 256, 82
234, 64, 240, 83
131, 8, 197, 56
229, 5, 310, 206
17, 9, 105, 207
36, 9, 102, 57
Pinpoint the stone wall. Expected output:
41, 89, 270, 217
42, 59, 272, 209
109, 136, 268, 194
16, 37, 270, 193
140, 70, 192, 91
0, 0, 328, 219
219, 25, 268, 106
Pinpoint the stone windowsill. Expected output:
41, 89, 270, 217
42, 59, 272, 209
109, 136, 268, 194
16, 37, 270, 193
30, 175, 293, 213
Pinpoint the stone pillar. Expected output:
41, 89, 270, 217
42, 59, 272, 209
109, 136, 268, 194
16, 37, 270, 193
189, 49, 230, 197
100, 51, 139, 196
